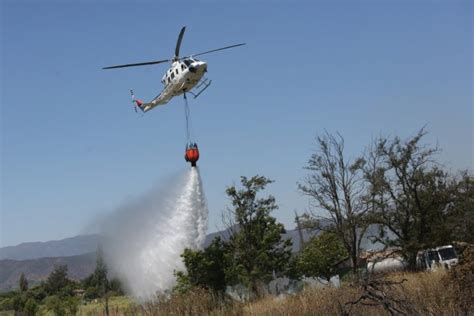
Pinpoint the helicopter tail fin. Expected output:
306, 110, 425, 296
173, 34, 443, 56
130, 90, 145, 112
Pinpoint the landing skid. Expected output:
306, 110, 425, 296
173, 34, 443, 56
188, 78, 212, 99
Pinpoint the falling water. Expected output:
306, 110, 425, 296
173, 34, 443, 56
99, 168, 208, 300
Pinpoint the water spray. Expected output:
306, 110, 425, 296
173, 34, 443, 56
100, 168, 208, 300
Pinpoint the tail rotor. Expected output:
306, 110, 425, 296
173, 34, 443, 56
130, 90, 137, 112
130, 89, 145, 113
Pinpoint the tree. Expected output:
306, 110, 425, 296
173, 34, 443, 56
64, 296, 80, 315
109, 278, 124, 296
29, 282, 47, 301
224, 175, 293, 296
82, 247, 112, 315
19, 273, 28, 292
23, 298, 38, 316
11, 295, 24, 312
44, 295, 65, 316
45, 265, 72, 296
299, 132, 368, 276
364, 129, 457, 269
295, 231, 348, 282
175, 237, 228, 293
444, 173, 474, 243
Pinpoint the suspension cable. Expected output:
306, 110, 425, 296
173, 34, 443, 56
184, 93, 191, 144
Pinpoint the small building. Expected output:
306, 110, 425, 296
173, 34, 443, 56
73, 289, 85, 297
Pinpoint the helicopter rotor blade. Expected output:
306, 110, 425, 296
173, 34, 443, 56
102, 59, 169, 70
175, 26, 186, 59
188, 43, 246, 58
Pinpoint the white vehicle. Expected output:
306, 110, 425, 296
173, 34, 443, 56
103, 26, 245, 113
417, 245, 458, 271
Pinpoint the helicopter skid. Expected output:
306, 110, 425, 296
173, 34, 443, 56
188, 78, 212, 99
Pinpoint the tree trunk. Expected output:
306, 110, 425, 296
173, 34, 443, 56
104, 294, 110, 316
407, 252, 418, 271
351, 227, 359, 279
351, 252, 359, 279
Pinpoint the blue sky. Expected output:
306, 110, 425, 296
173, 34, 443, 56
1, 1, 472, 247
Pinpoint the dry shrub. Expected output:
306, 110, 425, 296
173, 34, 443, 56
446, 244, 474, 314
244, 271, 464, 316
126, 288, 242, 316
100, 267, 471, 315
385, 271, 460, 315
244, 286, 355, 316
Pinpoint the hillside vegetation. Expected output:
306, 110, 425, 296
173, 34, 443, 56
50, 266, 472, 315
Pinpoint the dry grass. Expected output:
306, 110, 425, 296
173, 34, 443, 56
244, 270, 466, 315
124, 288, 243, 316
78, 269, 471, 315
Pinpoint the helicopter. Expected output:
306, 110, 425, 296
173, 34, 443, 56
103, 26, 245, 113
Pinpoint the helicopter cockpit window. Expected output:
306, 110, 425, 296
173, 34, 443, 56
183, 59, 192, 66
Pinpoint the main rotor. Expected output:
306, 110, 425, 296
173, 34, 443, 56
103, 26, 245, 70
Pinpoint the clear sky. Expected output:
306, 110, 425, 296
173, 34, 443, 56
1, 0, 472, 247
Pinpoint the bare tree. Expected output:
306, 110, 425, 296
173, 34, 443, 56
299, 132, 369, 277
363, 129, 455, 269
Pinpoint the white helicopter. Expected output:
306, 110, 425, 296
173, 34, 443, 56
103, 27, 245, 113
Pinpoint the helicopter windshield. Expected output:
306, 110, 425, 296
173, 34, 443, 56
183, 58, 200, 66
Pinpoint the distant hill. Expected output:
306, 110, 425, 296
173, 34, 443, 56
0, 228, 311, 261
0, 235, 100, 260
0, 252, 96, 292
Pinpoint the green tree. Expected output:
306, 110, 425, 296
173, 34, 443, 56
23, 298, 38, 316
175, 237, 228, 293
45, 265, 71, 296
19, 272, 28, 292
109, 277, 124, 296
444, 173, 474, 243
44, 295, 65, 316
364, 129, 458, 269
82, 247, 116, 315
11, 295, 24, 312
29, 283, 47, 301
224, 175, 292, 296
298, 132, 369, 277
64, 296, 80, 315
294, 231, 348, 281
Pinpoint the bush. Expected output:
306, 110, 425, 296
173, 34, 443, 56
294, 231, 348, 281
23, 298, 38, 316
447, 244, 474, 314
0, 297, 14, 311
44, 295, 66, 316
